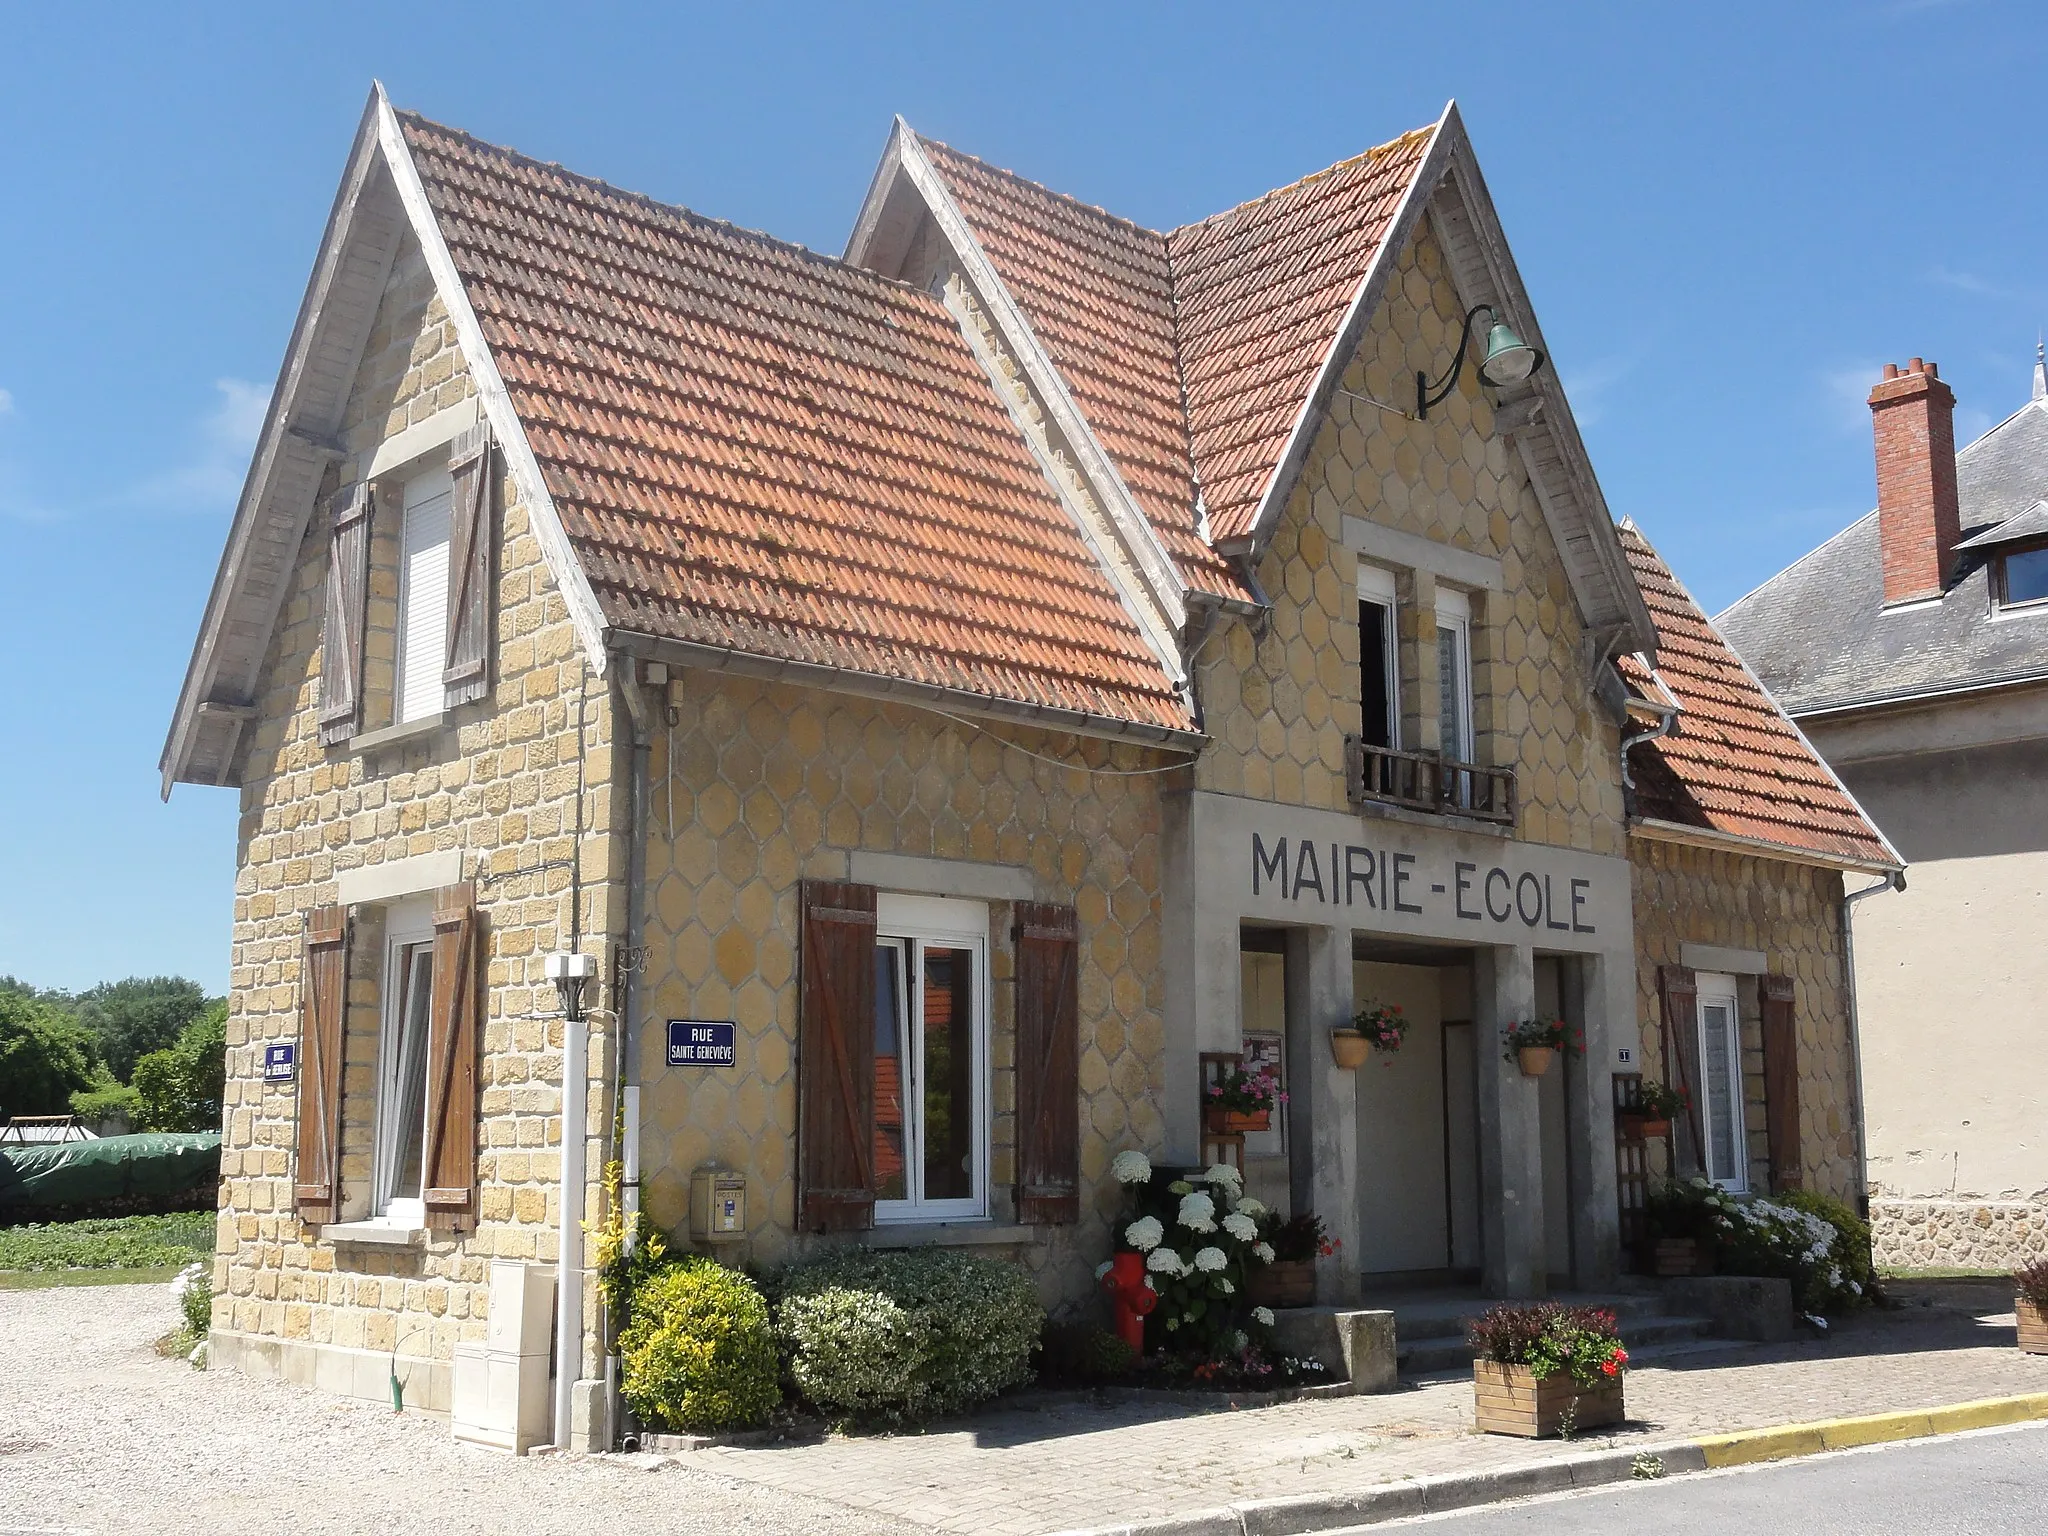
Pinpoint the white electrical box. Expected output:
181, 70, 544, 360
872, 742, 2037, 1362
453, 1261, 555, 1454
690, 1166, 747, 1243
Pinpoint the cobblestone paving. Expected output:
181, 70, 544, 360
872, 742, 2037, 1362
681, 1284, 2048, 1536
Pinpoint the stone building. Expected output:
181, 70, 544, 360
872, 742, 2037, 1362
1721, 356, 2048, 1268
162, 86, 1893, 1451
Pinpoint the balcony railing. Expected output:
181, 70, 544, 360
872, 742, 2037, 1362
1343, 738, 1517, 826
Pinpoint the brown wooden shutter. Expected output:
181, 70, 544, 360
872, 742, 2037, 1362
441, 425, 494, 710
422, 882, 481, 1230
1014, 901, 1081, 1224
317, 483, 373, 746
294, 905, 349, 1221
1657, 964, 1706, 1175
798, 879, 877, 1232
1759, 974, 1803, 1192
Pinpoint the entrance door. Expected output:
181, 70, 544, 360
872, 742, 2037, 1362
1695, 973, 1748, 1191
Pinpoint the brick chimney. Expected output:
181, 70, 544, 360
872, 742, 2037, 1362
1869, 358, 1961, 605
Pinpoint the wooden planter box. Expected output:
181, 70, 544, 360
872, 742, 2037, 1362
1653, 1237, 1714, 1277
1247, 1258, 1315, 1308
2019, 1298, 2048, 1354
1203, 1106, 1270, 1134
1473, 1361, 1626, 1438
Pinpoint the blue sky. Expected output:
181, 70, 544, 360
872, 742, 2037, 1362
3, 1, 2042, 993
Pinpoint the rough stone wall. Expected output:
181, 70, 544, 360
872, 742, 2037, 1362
635, 669, 1171, 1310
1193, 219, 1627, 857
1871, 1199, 2048, 1270
1629, 838, 1858, 1200
214, 231, 619, 1375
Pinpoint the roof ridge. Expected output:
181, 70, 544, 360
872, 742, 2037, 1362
911, 132, 1168, 241
396, 107, 933, 298
1167, 124, 1434, 240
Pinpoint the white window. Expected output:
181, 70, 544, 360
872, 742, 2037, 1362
1356, 564, 1400, 749
1695, 973, 1747, 1191
395, 467, 454, 724
372, 899, 436, 1224
872, 894, 989, 1222
1434, 586, 1474, 762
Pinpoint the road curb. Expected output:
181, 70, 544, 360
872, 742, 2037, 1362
1044, 1392, 2048, 1535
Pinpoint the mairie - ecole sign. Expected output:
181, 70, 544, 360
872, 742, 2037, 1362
1249, 831, 1600, 934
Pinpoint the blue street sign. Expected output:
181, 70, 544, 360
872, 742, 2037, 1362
263, 1042, 296, 1082
667, 1020, 736, 1067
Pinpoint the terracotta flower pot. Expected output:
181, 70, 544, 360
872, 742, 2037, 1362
1204, 1106, 1270, 1134
1473, 1361, 1625, 1438
1617, 1113, 1671, 1141
1329, 1029, 1370, 1070
1517, 1045, 1555, 1077
1247, 1258, 1316, 1308
2018, 1298, 2048, 1354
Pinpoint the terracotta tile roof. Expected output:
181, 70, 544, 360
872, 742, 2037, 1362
1169, 129, 1434, 545
915, 127, 1435, 565
1616, 523, 1897, 868
915, 138, 1245, 600
397, 114, 1192, 737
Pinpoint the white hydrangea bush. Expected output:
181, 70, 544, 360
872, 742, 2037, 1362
1105, 1153, 1275, 1358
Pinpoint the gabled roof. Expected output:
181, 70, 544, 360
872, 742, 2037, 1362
1718, 374, 2048, 716
852, 105, 1655, 659
397, 114, 1193, 739
163, 91, 1201, 790
1617, 523, 1899, 872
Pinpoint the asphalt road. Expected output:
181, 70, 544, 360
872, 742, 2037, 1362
1379, 1423, 2048, 1534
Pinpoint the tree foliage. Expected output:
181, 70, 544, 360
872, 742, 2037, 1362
130, 1002, 229, 1134
74, 977, 213, 1083
0, 990, 98, 1119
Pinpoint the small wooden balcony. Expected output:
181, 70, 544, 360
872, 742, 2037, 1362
1343, 738, 1517, 826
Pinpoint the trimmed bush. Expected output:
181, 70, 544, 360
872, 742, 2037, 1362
775, 1247, 1041, 1423
1782, 1189, 1877, 1303
619, 1258, 779, 1433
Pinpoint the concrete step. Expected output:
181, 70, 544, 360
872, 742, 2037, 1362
1395, 1309, 1718, 1377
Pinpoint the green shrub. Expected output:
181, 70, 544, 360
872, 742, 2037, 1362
1782, 1189, 1877, 1303
774, 1247, 1041, 1424
0, 1211, 215, 1271
69, 1072, 142, 1127
131, 1003, 228, 1134
172, 1259, 213, 1335
619, 1258, 779, 1433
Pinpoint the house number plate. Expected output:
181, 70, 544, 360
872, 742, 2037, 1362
667, 1020, 736, 1067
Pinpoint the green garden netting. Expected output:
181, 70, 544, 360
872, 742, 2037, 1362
0, 1132, 221, 1211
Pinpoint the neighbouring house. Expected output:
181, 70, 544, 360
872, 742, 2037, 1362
1720, 355, 2048, 1270
162, 85, 1893, 1452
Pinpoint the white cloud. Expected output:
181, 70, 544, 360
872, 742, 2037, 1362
1928, 266, 2040, 307
1820, 363, 1887, 436
0, 387, 13, 415
118, 377, 269, 513
1557, 353, 1638, 429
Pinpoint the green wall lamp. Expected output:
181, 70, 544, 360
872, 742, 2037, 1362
1416, 304, 1545, 420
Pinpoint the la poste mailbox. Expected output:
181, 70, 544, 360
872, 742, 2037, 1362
666, 1020, 736, 1067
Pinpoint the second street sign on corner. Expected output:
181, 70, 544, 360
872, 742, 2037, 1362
666, 1019, 736, 1067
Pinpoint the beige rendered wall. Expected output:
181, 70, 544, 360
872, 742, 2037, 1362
1193, 217, 1628, 857
213, 231, 620, 1392
633, 668, 1174, 1310
1827, 739, 2048, 1265
1628, 839, 1859, 1202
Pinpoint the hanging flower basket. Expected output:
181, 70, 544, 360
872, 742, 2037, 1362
1517, 1046, 1554, 1077
1502, 1018, 1582, 1077
1353, 1002, 1408, 1057
1329, 1028, 1370, 1070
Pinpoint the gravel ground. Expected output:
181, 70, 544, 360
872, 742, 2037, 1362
0, 1283, 920, 1536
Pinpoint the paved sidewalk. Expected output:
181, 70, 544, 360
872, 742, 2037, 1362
676, 1285, 2048, 1536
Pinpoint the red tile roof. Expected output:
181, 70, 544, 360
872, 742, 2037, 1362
1617, 524, 1897, 868
915, 126, 1435, 564
398, 114, 1192, 737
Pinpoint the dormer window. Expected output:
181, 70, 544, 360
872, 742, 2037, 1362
396, 467, 455, 724
1996, 544, 2048, 609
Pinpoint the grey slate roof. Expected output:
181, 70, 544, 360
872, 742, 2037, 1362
1717, 377, 2048, 717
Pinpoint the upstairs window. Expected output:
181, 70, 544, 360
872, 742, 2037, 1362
1997, 545, 2048, 609
395, 467, 454, 724
1357, 565, 1400, 749
1435, 586, 1474, 763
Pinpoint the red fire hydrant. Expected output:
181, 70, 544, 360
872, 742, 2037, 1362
1100, 1250, 1157, 1354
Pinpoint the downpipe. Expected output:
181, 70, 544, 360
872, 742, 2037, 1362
1842, 868, 1905, 1219
609, 657, 657, 1449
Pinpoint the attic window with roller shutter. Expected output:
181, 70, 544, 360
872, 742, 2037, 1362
395, 468, 454, 725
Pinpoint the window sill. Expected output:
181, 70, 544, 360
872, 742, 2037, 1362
348, 713, 446, 755
859, 1221, 1042, 1250
324, 1220, 426, 1248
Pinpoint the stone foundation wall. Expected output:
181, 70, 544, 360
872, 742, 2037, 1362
1872, 1199, 2048, 1271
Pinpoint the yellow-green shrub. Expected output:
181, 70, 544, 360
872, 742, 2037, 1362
618, 1259, 778, 1433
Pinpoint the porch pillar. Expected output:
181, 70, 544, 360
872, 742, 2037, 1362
1564, 951, 1630, 1286
1161, 791, 1241, 1166
1475, 942, 1544, 1297
1285, 923, 1358, 1304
